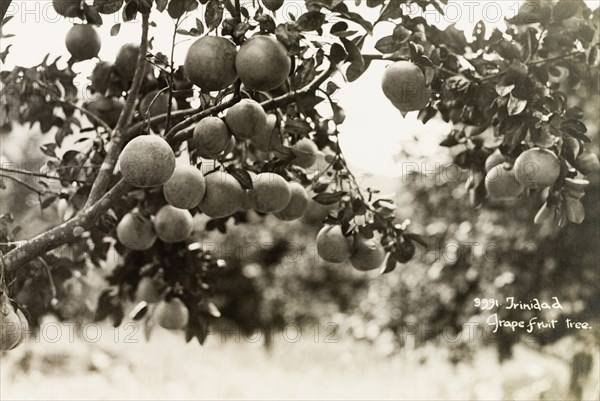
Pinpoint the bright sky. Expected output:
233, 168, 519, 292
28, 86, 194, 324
1, 1, 597, 175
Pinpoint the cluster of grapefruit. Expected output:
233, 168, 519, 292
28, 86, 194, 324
115, 128, 316, 250
184, 35, 291, 93
316, 225, 387, 272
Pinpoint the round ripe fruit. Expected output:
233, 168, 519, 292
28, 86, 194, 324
66, 24, 101, 62
95, 0, 124, 14
12, 308, 28, 349
163, 165, 206, 209
90, 61, 113, 94
514, 148, 561, 189
0, 305, 22, 351
117, 211, 157, 250
235, 35, 291, 91
485, 149, 506, 173
381, 61, 428, 112
139, 90, 177, 118
251, 113, 278, 151
53, 0, 81, 18
119, 135, 176, 187
155, 298, 189, 330
262, 0, 284, 11
184, 36, 238, 92
573, 149, 600, 175
291, 138, 318, 169
350, 234, 386, 272
135, 277, 163, 303
85, 96, 124, 128
115, 44, 143, 81
274, 182, 309, 221
316, 225, 352, 263
251, 173, 291, 213
225, 99, 267, 140
485, 165, 525, 201
199, 172, 244, 218
154, 205, 194, 243
193, 117, 231, 159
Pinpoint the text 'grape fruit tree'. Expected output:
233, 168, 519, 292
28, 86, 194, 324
0, 0, 599, 349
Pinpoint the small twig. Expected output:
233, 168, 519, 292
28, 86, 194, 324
234, 0, 241, 21
165, 17, 181, 133
53, 99, 112, 132
37, 257, 57, 299
0, 173, 58, 197
166, 94, 242, 144
0, 165, 88, 185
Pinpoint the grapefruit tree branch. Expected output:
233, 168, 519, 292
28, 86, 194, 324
166, 94, 242, 144
84, 13, 150, 208
1, 180, 132, 271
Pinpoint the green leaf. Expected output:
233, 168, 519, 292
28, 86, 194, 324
168, 0, 199, 19
329, 43, 347, 64
341, 37, 364, 66
84, 4, 104, 25
156, 0, 168, 12
553, 0, 580, 21
313, 191, 346, 205
374, 35, 402, 54
204, 0, 223, 31
507, 95, 527, 116
296, 11, 326, 33
346, 59, 371, 82
110, 23, 121, 36
226, 166, 253, 190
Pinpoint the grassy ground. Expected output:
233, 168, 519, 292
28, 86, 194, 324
0, 320, 598, 400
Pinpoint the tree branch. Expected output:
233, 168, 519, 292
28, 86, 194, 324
0, 166, 89, 185
54, 99, 112, 132
166, 94, 242, 144
84, 13, 150, 208
169, 63, 338, 145
0, 174, 56, 197
1, 179, 131, 271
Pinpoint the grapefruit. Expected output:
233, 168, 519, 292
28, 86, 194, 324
119, 135, 176, 187
381, 61, 428, 112
184, 36, 238, 92
235, 35, 291, 91
251, 173, 291, 213
274, 182, 309, 220
116, 211, 157, 250
514, 148, 561, 189
155, 298, 189, 330
66, 24, 101, 62
485, 165, 525, 201
199, 171, 244, 218
193, 117, 231, 159
350, 234, 386, 271
154, 205, 194, 243
225, 99, 267, 140
163, 165, 206, 209
316, 225, 352, 263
